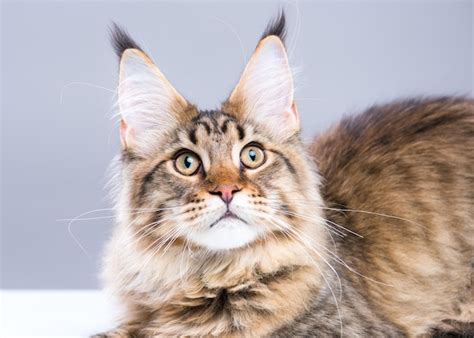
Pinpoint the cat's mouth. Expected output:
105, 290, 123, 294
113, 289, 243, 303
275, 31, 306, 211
209, 211, 247, 228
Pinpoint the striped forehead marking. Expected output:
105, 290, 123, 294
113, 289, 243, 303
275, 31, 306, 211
188, 111, 246, 145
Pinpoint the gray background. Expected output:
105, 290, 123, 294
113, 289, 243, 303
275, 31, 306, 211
1, 0, 472, 289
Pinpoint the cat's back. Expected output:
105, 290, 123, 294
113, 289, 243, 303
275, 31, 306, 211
312, 96, 473, 187
310, 96, 473, 335
312, 96, 473, 220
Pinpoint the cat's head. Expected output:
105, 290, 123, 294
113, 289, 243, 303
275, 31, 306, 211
112, 12, 323, 251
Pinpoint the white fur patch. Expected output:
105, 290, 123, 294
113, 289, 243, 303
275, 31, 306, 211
184, 193, 268, 250
187, 218, 260, 250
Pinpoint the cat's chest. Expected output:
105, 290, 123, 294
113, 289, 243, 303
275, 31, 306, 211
149, 267, 315, 336
151, 283, 269, 335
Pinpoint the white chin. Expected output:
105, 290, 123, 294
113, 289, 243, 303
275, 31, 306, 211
187, 218, 260, 250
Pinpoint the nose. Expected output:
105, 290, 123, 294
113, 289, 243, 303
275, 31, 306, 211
209, 184, 241, 204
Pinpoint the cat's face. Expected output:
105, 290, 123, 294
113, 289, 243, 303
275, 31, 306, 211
125, 108, 316, 250
116, 33, 321, 251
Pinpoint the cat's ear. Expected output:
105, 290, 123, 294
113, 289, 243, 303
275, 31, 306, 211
226, 13, 298, 138
112, 24, 188, 150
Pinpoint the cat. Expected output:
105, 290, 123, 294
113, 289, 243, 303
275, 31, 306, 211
95, 12, 473, 337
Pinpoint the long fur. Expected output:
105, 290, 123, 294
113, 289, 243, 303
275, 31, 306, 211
96, 12, 473, 338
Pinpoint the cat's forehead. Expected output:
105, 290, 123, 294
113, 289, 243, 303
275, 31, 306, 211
177, 110, 251, 153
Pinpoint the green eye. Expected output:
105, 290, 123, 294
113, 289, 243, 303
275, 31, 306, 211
174, 151, 201, 176
240, 144, 265, 169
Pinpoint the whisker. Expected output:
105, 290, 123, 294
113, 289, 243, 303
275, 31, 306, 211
322, 206, 429, 231
122, 222, 184, 288
273, 197, 429, 230
272, 207, 363, 238
260, 212, 343, 294
59, 215, 118, 222
210, 16, 246, 67
59, 206, 185, 222
259, 212, 343, 336
65, 207, 118, 258
59, 81, 115, 105
61, 204, 187, 254
263, 207, 393, 287
125, 213, 185, 249
267, 205, 350, 238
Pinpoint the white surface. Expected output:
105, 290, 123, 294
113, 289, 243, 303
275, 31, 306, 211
0, 290, 117, 337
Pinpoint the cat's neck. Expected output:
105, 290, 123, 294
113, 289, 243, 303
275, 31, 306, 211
110, 222, 329, 336
153, 236, 326, 336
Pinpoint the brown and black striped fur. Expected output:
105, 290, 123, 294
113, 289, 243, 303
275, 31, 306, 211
97, 14, 473, 338
99, 97, 473, 337
281, 96, 474, 336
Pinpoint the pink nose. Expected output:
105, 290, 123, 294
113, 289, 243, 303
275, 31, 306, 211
209, 184, 241, 204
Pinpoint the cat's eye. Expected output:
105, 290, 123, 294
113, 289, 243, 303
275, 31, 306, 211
240, 144, 266, 169
174, 151, 201, 176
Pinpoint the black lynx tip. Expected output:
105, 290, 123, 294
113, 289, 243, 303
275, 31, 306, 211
260, 10, 287, 45
109, 22, 143, 58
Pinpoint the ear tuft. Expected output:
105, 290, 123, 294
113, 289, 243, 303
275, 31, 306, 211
109, 22, 143, 59
260, 10, 286, 45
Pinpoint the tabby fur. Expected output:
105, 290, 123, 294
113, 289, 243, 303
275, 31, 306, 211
96, 13, 473, 338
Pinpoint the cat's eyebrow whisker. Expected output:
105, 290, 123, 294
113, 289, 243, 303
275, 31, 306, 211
286, 0, 302, 59
59, 81, 116, 105
210, 16, 246, 67
296, 97, 326, 102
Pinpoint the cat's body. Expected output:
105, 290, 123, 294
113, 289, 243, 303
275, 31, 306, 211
279, 97, 474, 336
97, 15, 473, 338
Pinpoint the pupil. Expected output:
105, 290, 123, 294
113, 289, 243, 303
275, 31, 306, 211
184, 156, 193, 168
249, 149, 257, 161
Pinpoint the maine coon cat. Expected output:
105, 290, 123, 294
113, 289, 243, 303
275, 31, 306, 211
96, 12, 473, 337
